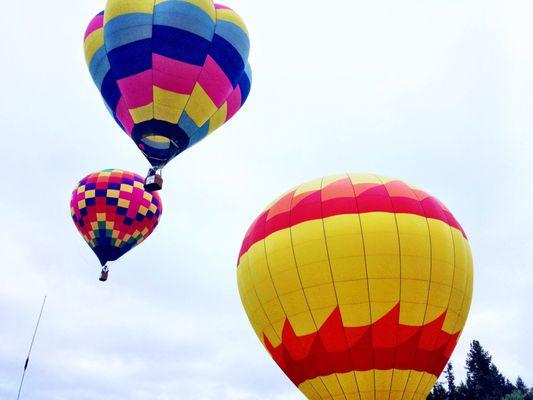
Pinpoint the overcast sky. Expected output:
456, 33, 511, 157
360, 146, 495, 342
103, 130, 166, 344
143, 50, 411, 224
1, 0, 532, 399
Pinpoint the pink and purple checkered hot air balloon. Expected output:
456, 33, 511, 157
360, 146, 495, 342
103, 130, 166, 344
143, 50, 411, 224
70, 170, 163, 282
83, 0, 252, 191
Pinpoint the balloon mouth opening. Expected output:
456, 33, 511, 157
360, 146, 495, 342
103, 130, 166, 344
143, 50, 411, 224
141, 135, 172, 150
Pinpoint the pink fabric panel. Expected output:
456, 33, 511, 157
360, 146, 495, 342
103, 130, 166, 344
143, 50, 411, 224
84, 15, 104, 40
117, 70, 154, 109
197, 56, 233, 108
153, 54, 202, 94
115, 97, 134, 136
225, 85, 242, 121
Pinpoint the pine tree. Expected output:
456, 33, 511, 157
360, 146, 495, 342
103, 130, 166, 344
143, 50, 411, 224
504, 391, 525, 400
516, 377, 532, 400
464, 340, 515, 399
428, 382, 448, 400
445, 363, 457, 399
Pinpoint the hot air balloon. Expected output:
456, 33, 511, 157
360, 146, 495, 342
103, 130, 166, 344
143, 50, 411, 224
70, 169, 163, 281
83, 0, 252, 191
237, 174, 473, 400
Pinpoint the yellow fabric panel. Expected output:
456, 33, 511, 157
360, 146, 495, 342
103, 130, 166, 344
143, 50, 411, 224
184, 83, 217, 127
335, 279, 369, 306
154, 87, 187, 123
428, 219, 455, 284
443, 229, 469, 332
270, 267, 301, 296
375, 370, 393, 394
354, 370, 375, 400
308, 377, 335, 399
340, 303, 372, 326
457, 247, 474, 330
348, 173, 382, 186
305, 283, 337, 311
321, 374, 345, 397
208, 102, 227, 133
323, 174, 349, 187
389, 369, 410, 399
401, 371, 424, 400
130, 103, 154, 124
279, 290, 309, 320
264, 228, 296, 273
261, 297, 285, 336
104, 0, 154, 24
396, 213, 431, 325
120, 184, 133, 193
246, 241, 270, 284
299, 381, 321, 400
323, 214, 367, 282
396, 214, 431, 281
118, 198, 130, 208
336, 372, 361, 399
215, 8, 248, 34
400, 301, 429, 327
84, 29, 104, 66
287, 311, 316, 337
291, 219, 330, 286
360, 213, 401, 280
295, 178, 323, 196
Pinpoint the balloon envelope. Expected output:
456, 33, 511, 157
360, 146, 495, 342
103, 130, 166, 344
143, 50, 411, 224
237, 174, 473, 400
84, 1, 252, 168
70, 169, 163, 266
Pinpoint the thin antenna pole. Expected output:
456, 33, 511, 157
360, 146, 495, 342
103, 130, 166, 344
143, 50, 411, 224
16, 296, 47, 400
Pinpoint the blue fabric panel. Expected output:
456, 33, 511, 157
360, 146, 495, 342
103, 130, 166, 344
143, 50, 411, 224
105, 25, 153, 51
188, 121, 210, 146
100, 72, 122, 114
89, 46, 111, 90
152, 25, 210, 66
154, 1, 214, 40
104, 13, 153, 36
178, 112, 199, 137
107, 38, 152, 79
214, 20, 249, 61
239, 67, 251, 104
209, 34, 244, 87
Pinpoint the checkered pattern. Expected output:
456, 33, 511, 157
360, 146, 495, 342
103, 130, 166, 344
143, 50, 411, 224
71, 169, 163, 266
84, 1, 252, 167
237, 174, 474, 400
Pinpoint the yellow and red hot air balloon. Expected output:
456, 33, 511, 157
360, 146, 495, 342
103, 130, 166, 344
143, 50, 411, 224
237, 174, 473, 400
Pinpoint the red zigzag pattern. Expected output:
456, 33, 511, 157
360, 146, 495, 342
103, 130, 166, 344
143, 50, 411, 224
264, 304, 460, 387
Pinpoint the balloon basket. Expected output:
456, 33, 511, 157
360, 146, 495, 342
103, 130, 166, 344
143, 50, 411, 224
145, 169, 163, 192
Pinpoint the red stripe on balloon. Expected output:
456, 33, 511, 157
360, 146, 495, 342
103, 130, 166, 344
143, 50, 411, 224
238, 181, 466, 261
264, 305, 460, 387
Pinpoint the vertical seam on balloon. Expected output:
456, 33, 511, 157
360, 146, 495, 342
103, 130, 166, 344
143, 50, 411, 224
417, 203, 456, 391
375, 175, 404, 400
101, 9, 153, 162
318, 176, 353, 400
176, 3, 221, 139
185, 8, 248, 142
347, 174, 377, 399
397, 184, 434, 400
411, 198, 462, 397
285, 184, 339, 399
150, 0, 156, 158
242, 241, 283, 343
260, 189, 329, 398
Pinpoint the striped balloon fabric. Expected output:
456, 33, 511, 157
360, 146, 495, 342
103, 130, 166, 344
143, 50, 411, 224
84, 0, 252, 167
237, 174, 473, 400
70, 170, 163, 266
